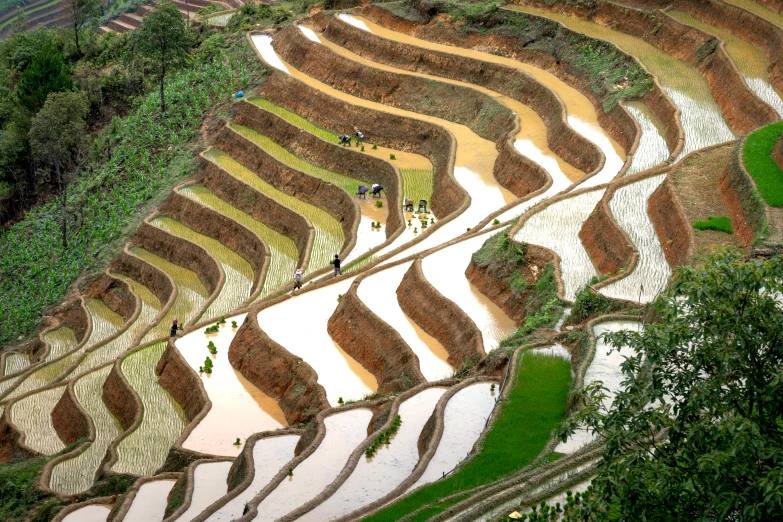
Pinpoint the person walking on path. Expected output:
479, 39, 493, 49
333, 254, 342, 277
170, 319, 179, 337
293, 268, 303, 291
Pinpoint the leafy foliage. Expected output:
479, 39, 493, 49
568, 284, 625, 325
561, 248, 783, 520
15, 40, 73, 113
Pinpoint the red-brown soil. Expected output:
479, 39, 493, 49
397, 259, 484, 369
156, 341, 208, 423
52, 384, 91, 445
648, 175, 694, 266
112, 249, 176, 312
102, 362, 139, 431
327, 285, 426, 392
579, 192, 634, 276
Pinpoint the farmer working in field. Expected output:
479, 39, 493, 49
333, 254, 342, 277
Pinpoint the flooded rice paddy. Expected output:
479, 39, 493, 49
205, 434, 300, 522
61, 505, 112, 522
422, 233, 517, 352
49, 365, 123, 495
112, 343, 186, 476
600, 175, 671, 303
178, 185, 299, 300
297, 387, 446, 521
151, 216, 254, 319
204, 148, 344, 273
253, 408, 374, 522
2, 352, 29, 376
84, 298, 127, 348
356, 261, 452, 381
176, 314, 287, 457
44, 326, 78, 361
625, 102, 670, 175
506, 5, 736, 158
173, 461, 233, 522
410, 382, 497, 489
10, 385, 66, 455
554, 320, 641, 454
257, 277, 378, 405
345, 197, 389, 264
69, 275, 163, 377
514, 189, 606, 302
668, 9, 783, 117
131, 247, 210, 342
123, 479, 177, 522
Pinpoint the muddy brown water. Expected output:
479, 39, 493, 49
356, 261, 452, 381
506, 5, 736, 158
421, 233, 517, 352
61, 505, 112, 522
668, 9, 783, 117
409, 382, 498, 489
123, 479, 177, 522
253, 408, 374, 522
173, 461, 232, 522
176, 313, 288, 457
204, 434, 300, 522
296, 387, 447, 521
257, 276, 378, 405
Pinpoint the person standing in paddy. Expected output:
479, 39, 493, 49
333, 254, 342, 277
293, 268, 303, 291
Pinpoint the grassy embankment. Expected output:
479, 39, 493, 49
743, 121, 783, 207
0, 41, 263, 347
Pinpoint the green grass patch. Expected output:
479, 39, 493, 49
363, 350, 572, 522
568, 285, 626, 325
400, 168, 434, 210
693, 215, 733, 234
743, 121, 783, 207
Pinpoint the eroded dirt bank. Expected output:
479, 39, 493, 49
579, 187, 634, 276
50, 384, 89, 446
258, 72, 464, 219
647, 176, 692, 267
84, 276, 136, 323
102, 362, 139, 431
112, 249, 175, 312
723, 140, 769, 240
397, 259, 484, 370
327, 285, 426, 392
156, 341, 207, 424
228, 314, 329, 424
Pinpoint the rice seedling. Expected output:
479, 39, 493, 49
205, 11, 236, 26
131, 247, 210, 342
112, 343, 186, 476
743, 122, 783, 206
48, 365, 123, 495
400, 169, 434, 210
10, 385, 67, 455
693, 216, 734, 234
204, 149, 344, 273
600, 175, 671, 303
2, 353, 29, 376
151, 216, 253, 320
230, 124, 371, 194
42, 327, 78, 361
723, 0, 783, 30
249, 97, 339, 142
178, 185, 298, 300
83, 298, 126, 349
625, 102, 670, 175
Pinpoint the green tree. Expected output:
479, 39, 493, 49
131, 1, 190, 113
561, 248, 783, 520
15, 41, 73, 113
62, 0, 99, 57
28, 92, 89, 249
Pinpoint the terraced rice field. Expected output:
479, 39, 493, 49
132, 247, 211, 341
507, 5, 736, 157
69, 276, 163, 376
10, 385, 66, 455
724, 0, 783, 27
151, 216, 254, 319
178, 185, 299, 300
49, 365, 123, 495
112, 342, 186, 476
668, 9, 783, 117
5, 1, 770, 518
204, 148, 344, 273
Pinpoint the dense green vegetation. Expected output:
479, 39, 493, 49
560, 248, 783, 520
743, 121, 783, 207
364, 349, 572, 521
568, 283, 627, 325
693, 215, 733, 234
0, 19, 264, 347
